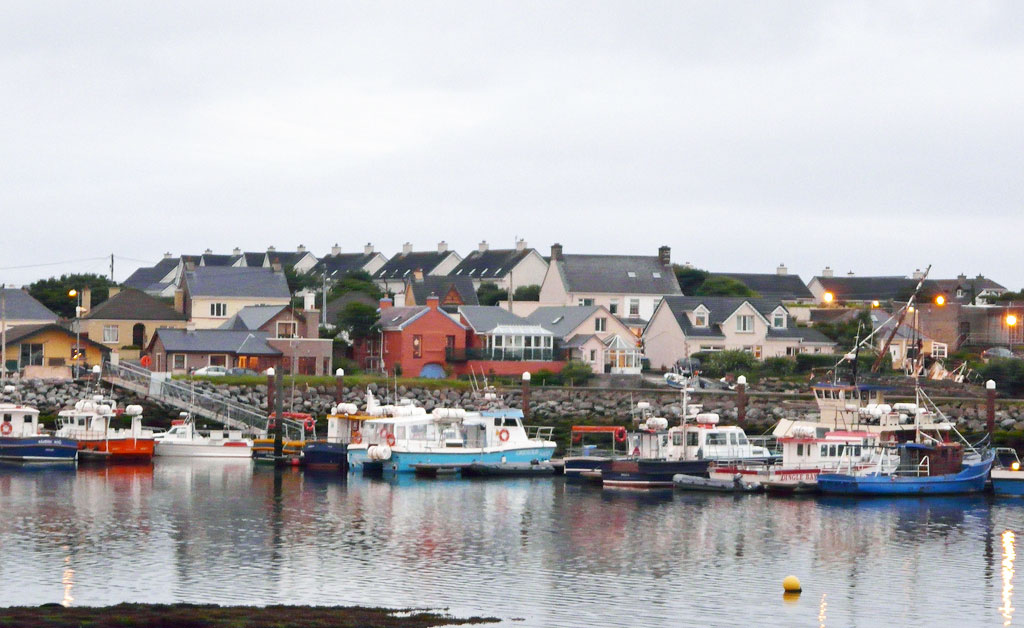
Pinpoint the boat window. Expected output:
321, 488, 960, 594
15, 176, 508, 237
797, 443, 804, 456
396, 426, 406, 439
837, 444, 845, 457
729, 433, 738, 445
687, 432, 698, 446
494, 418, 502, 426
673, 433, 683, 446
706, 433, 727, 446
736, 434, 748, 445
829, 445, 837, 457
503, 418, 519, 427
853, 445, 862, 457
2, 415, 10, 422
820, 445, 828, 457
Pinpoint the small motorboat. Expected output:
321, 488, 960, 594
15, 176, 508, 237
673, 472, 762, 493
991, 447, 1024, 496
462, 461, 557, 477
0, 388, 78, 464
154, 413, 253, 458
55, 396, 155, 463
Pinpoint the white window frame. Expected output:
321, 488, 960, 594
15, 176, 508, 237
578, 298, 595, 306
629, 298, 640, 317
932, 343, 948, 358
693, 306, 709, 328
609, 299, 619, 315
172, 354, 186, 369
210, 302, 228, 317
102, 325, 119, 344
736, 315, 754, 333
276, 321, 298, 339
595, 317, 607, 332
772, 309, 786, 329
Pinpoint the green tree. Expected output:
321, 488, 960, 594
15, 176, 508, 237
328, 270, 382, 301
28, 273, 114, 318
814, 309, 873, 350
336, 302, 379, 341
284, 265, 320, 295
694, 276, 758, 297
512, 284, 541, 301
673, 266, 709, 295
477, 282, 508, 306
559, 360, 593, 385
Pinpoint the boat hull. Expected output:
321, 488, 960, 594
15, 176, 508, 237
563, 456, 614, 480
992, 469, 1024, 496
350, 445, 555, 473
302, 442, 348, 470
76, 437, 154, 463
817, 455, 994, 496
602, 459, 711, 489
0, 436, 78, 463
154, 442, 253, 458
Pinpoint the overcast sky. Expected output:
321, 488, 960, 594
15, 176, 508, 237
2, 1, 1022, 290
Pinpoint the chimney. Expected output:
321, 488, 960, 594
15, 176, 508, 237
912, 268, 924, 280
478, 240, 489, 253
267, 245, 276, 253
364, 243, 374, 255
437, 240, 448, 253
303, 291, 315, 311
847, 271, 855, 277
184, 260, 196, 272
957, 273, 967, 283
80, 287, 92, 315
232, 247, 241, 256
173, 289, 184, 313
822, 266, 834, 278
426, 294, 440, 311
379, 297, 393, 311
413, 268, 424, 281
550, 243, 563, 261
331, 243, 341, 256
402, 242, 413, 255
204, 248, 213, 255
271, 261, 282, 272
163, 252, 173, 259
683, 261, 694, 269
108, 286, 120, 298
516, 238, 527, 252
658, 245, 671, 267
297, 244, 306, 253
776, 263, 788, 276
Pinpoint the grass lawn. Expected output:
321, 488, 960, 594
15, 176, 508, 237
173, 374, 475, 391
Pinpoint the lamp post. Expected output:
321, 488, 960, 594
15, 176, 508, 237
68, 289, 82, 374
1007, 312, 1018, 347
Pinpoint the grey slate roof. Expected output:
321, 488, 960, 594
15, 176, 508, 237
219, 305, 288, 331
200, 254, 237, 267
314, 253, 378, 278
154, 329, 281, 355
457, 306, 527, 333
658, 296, 787, 338
766, 327, 835, 344
267, 251, 315, 268
409, 276, 478, 306
562, 334, 597, 349
554, 255, 681, 295
83, 288, 185, 321
0, 289, 58, 322
184, 266, 290, 299
524, 305, 601, 338
243, 252, 267, 267
373, 251, 451, 280
3, 323, 109, 352
123, 258, 179, 291
378, 306, 430, 330
812, 276, 939, 302
711, 272, 814, 300
450, 248, 535, 280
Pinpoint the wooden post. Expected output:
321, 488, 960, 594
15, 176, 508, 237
273, 368, 284, 459
335, 368, 345, 402
267, 370, 275, 416
987, 379, 996, 438
736, 375, 747, 426
521, 372, 531, 422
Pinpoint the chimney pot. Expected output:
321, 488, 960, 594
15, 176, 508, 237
232, 247, 241, 256
426, 294, 440, 310
658, 245, 671, 267
822, 266, 834, 278
331, 243, 341, 256
550, 243, 563, 261
437, 241, 448, 253
777, 263, 788, 276
163, 252, 173, 259
204, 248, 212, 255
297, 244, 306, 253
478, 240, 489, 253
379, 297, 393, 311
267, 245, 276, 253
516, 238, 527, 252
364, 243, 374, 255
402, 242, 413, 255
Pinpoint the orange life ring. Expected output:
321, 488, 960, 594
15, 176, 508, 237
386, 433, 396, 447
351, 432, 363, 445
304, 417, 316, 431
0, 422, 11, 435
614, 427, 627, 443
499, 428, 510, 442
140, 355, 152, 368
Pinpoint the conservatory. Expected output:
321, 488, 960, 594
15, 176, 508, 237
483, 325, 556, 361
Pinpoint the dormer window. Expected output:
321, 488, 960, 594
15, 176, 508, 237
772, 309, 787, 329
693, 306, 709, 328
652, 272, 661, 278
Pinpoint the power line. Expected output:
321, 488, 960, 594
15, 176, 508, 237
0, 256, 109, 271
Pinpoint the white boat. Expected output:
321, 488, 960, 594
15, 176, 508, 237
154, 413, 253, 458
0, 386, 78, 463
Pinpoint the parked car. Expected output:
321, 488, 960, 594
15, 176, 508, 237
982, 347, 1019, 362
226, 367, 258, 376
193, 365, 228, 376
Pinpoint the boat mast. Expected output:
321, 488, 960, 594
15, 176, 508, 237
1, 284, 6, 388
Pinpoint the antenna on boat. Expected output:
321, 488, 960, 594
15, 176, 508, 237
872, 264, 931, 373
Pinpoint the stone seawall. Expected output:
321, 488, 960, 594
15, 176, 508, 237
8, 379, 1024, 434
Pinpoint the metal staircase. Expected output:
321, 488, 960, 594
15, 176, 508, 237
101, 361, 304, 440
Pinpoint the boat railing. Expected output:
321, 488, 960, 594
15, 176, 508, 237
748, 435, 780, 454
525, 425, 554, 442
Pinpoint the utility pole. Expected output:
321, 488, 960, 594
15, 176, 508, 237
1, 284, 6, 387
110, 254, 115, 282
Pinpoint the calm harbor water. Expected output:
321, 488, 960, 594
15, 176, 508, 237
0, 460, 1021, 627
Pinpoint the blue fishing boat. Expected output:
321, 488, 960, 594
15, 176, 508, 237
0, 401, 78, 464
991, 448, 1024, 496
817, 443, 993, 496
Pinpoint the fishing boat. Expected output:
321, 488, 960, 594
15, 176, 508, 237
351, 406, 556, 474
816, 442, 994, 496
153, 413, 253, 458
0, 388, 78, 463
990, 448, 1024, 496
562, 425, 633, 481
55, 396, 155, 463
252, 411, 312, 463
301, 399, 373, 470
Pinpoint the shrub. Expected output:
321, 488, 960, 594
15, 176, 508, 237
532, 369, 560, 386
559, 360, 593, 385
697, 350, 758, 377
795, 353, 838, 373
981, 358, 1024, 396
512, 284, 541, 301
762, 357, 795, 377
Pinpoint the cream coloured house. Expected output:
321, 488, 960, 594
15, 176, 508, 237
526, 305, 643, 375
643, 296, 836, 370
76, 287, 186, 360
373, 241, 463, 298
538, 244, 682, 325
448, 239, 549, 292
177, 265, 292, 329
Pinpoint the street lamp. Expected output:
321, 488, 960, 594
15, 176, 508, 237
1008, 313, 1018, 346
934, 295, 946, 306
68, 289, 82, 371
822, 292, 834, 305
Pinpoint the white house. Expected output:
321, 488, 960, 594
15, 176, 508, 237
448, 239, 549, 292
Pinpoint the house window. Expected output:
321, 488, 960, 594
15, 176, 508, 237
446, 335, 456, 349
578, 298, 594, 306
20, 343, 44, 367
413, 335, 422, 359
694, 312, 707, 327
172, 354, 186, 369
102, 325, 119, 343
652, 272, 661, 279
210, 303, 228, 317
629, 299, 640, 316
932, 343, 948, 358
754, 346, 763, 359
589, 349, 596, 362
595, 317, 607, 332
773, 313, 785, 328
736, 315, 754, 333
609, 299, 619, 314
209, 355, 227, 367
276, 322, 298, 339
626, 271, 637, 278
956, 289, 964, 298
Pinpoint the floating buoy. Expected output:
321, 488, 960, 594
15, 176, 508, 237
783, 575, 802, 593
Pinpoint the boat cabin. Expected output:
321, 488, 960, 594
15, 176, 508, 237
629, 409, 769, 462
777, 429, 877, 469
360, 408, 537, 452
56, 396, 149, 439
0, 404, 41, 438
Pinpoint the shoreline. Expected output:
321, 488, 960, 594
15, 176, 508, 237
0, 603, 500, 627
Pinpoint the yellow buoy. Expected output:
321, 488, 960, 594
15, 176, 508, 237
783, 575, 802, 593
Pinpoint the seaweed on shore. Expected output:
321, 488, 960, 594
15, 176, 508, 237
0, 603, 499, 628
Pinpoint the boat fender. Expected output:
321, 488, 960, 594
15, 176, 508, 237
0, 423, 11, 435
499, 428, 510, 442
351, 432, 362, 445
377, 445, 392, 461
386, 433, 396, 447
614, 427, 627, 443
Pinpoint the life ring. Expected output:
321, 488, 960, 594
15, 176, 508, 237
267, 420, 277, 430
379, 427, 389, 438
614, 427, 627, 443
351, 432, 362, 445
498, 428, 510, 442
304, 417, 316, 431
386, 433, 396, 447
139, 355, 152, 368
0, 423, 11, 435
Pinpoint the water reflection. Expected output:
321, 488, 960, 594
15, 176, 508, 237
1, 467, 1024, 626
1003, 530, 1016, 626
